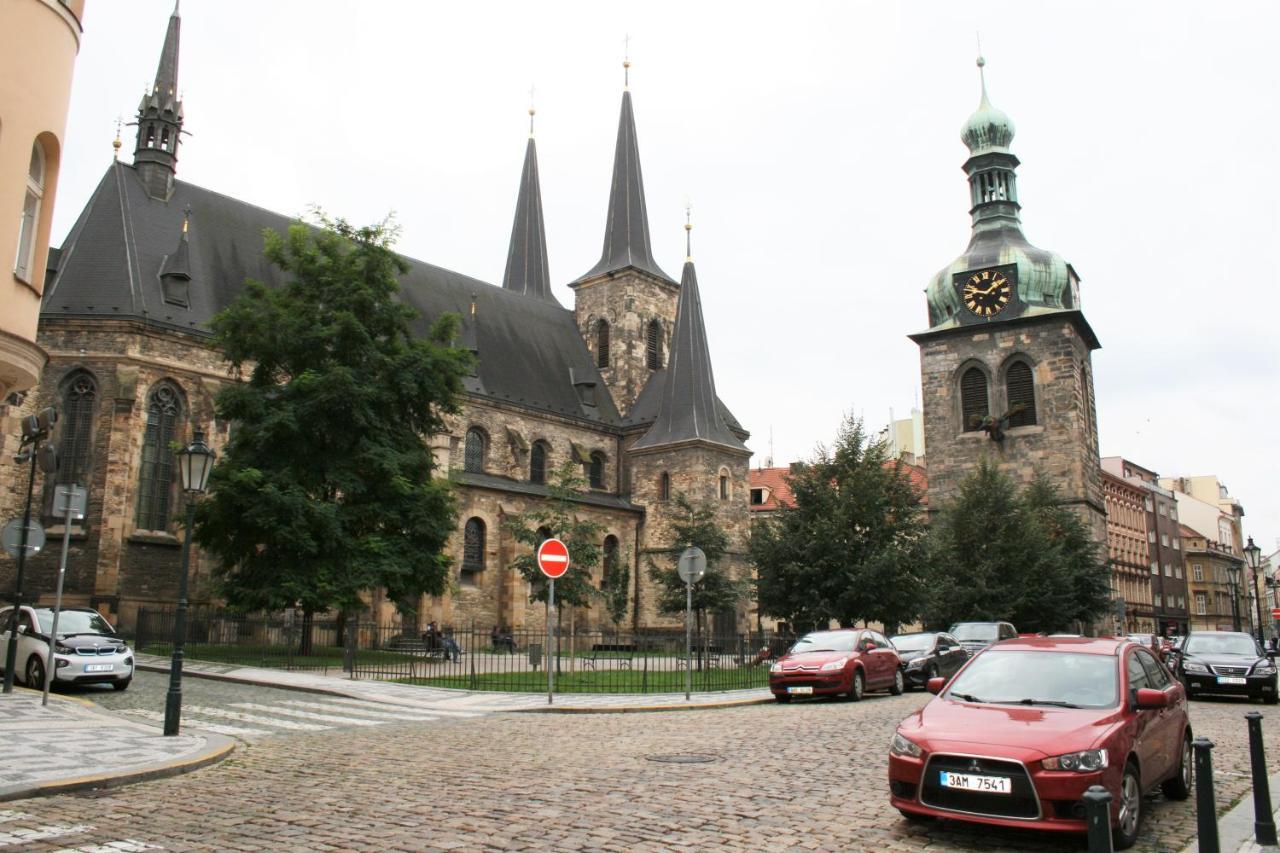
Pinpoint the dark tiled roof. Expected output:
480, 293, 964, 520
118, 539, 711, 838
451, 470, 643, 513
44, 162, 621, 426
501, 137, 557, 304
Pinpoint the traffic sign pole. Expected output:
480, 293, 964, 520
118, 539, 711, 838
536, 539, 570, 706
43, 486, 86, 707
3, 449, 40, 694
677, 547, 707, 703
548, 579, 555, 705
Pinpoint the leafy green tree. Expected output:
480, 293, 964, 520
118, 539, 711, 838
750, 415, 927, 633
194, 215, 472, 643
601, 546, 631, 629
923, 458, 1110, 632
647, 493, 747, 635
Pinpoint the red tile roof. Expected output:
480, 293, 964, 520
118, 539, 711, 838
749, 460, 928, 512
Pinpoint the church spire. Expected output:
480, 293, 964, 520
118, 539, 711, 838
960, 55, 1021, 233
575, 60, 673, 284
501, 104, 557, 303
632, 222, 746, 453
133, 2, 184, 200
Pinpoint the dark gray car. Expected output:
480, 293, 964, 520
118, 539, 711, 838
889, 631, 969, 688
947, 621, 1018, 655
1166, 631, 1277, 704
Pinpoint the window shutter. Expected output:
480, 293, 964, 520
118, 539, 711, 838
646, 321, 661, 370
596, 320, 610, 369
960, 368, 988, 431
1005, 362, 1036, 427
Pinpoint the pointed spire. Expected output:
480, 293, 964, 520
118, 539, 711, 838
632, 232, 746, 453
684, 203, 692, 261
153, 2, 181, 102
133, 4, 185, 199
575, 63, 674, 285
159, 206, 192, 307
501, 107, 557, 303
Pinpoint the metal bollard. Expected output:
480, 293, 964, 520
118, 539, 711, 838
1082, 784, 1114, 852
1194, 737, 1220, 853
1246, 712, 1278, 845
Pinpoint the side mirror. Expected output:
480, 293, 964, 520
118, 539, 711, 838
927, 676, 946, 694
1134, 688, 1169, 710
15, 625, 27, 634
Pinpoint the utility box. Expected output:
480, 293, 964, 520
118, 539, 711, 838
528, 643, 542, 670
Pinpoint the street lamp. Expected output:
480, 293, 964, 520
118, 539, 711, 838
163, 429, 216, 736
1245, 536, 1266, 646
1227, 561, 1244, 634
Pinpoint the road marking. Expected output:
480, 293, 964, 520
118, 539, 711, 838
0, 823, 91, 847
184, 705, 329, 731
229, 703, 381, 726
319, 696, 485, 718
118, 708, 270, 738
279, 700, 439, 722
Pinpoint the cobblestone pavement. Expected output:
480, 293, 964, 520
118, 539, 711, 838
4, 691, 1279, 851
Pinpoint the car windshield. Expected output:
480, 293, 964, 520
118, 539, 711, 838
951, 624, 999, 642
891, 633, 934, 652
1185, 635, 1259, 657
34, 610, 118, 637
790, 632, 858, 653
945, 650, 1119, 709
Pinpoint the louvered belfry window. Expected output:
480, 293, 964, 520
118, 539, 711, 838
1005, 361, 1037, 427
59, 372, 97, 487
960, 367, 989, 432
136, 383, 182, 530
646, 320, 662, 370
596, 320, 610, 369
463, 518, 485, 572
530, 441, 548, 484
464, 427, 486, 473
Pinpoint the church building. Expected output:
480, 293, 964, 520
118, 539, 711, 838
0, 7, 752, 635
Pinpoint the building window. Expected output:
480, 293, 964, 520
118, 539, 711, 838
1173, 539, 1180, 551
588, 452, 605, 489
646, 320, 662, 370
1160, 533, 1169, 547
601, 534, 619, 590
1175, 565, 1183, 579
1150, 562, 1159, 575
464, 427, 486, 473
719, 474, 729, 500
1164, 563, 1172, 577
1195, 592, 1207, 615
1154, 593, 1162, 608
750, 488, 764, 506
1004, 361, 1036, 427
15, 142, 45, 282
1193, 563, 1203, 581
1178, 595, 1185, 609
1145, 498, 1153, 512
1158, 504, 1166, 516
135, 383, 182, 531
530, 441, 548, 485
57, 371, 97, 488
462, 517, 485, 575
659, 471, 670, 501
596, 319, 610, 369
960, 367, 989, 431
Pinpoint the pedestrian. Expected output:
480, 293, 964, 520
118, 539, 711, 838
423, 620, 440, 654
441, 627, 462, 663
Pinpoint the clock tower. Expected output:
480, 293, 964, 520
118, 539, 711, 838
910, 57, 1105, 544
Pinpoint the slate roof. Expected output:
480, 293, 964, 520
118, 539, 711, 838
44, 162, 622, 426
501, 136, 556, 304
451, 470, 643, 514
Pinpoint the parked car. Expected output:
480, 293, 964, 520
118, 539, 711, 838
890, 632, 969, 688
769, 628, 903, 702
949, 621, 1018, 654
1165, 631, 1277, 704
0, 605, 134, 691
888, 637, 1191, 849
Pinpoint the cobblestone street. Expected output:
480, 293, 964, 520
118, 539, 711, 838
2, 689, 1278, 851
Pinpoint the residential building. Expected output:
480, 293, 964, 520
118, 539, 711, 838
1101, 469, 1153, 634
1164, 478, 1252, 636
1181, 524, 1247, 632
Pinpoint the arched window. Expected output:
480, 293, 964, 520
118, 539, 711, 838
719, 470, 730, 500
15, 142, 45, 282
58, 371, 97, 487
1005, 361, 1037, 427
530, 441, 548, 484
659, 471, 670, 501
135, 383, 183, 530
960, 366, 989, 432
588, 452, 605, 489
464, 427, 486, 473
596, 319, 610, 369
601, 534, 619, 590
462, 517, 485, 573
646, 320, 662, 370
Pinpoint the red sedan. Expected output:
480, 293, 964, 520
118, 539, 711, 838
769, 628, 904, 702
888, 637, 1191, 849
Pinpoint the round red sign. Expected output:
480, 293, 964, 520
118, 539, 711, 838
536, 538, 570, 579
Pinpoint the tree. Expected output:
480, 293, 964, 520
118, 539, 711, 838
922, 458, 1111, 632
601, 546, 631, 630
647, 493, 747, 636
750, 415, 927, 633
194, 215, 472, 642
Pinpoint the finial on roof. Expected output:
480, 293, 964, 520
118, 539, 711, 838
112, 117, 122, 159
684, 203, 693, 261
182, 204, 191, 234
960, 51, 1015, 154
470, 291, 477, 317
623, 34, 631, 89
528, 85, 536, 137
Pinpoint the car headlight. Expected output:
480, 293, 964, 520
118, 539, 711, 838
54, 642, 74, 654
1042, 749, 1108, 772
890, 732, 923, 758
1254, 662, 1277, 676
906, 657, 926, 669
1184, 661, 1209, 674
820, 658, 849, 671
769, 662, 783, 674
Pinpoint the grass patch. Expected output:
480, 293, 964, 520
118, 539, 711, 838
138, 643, 413, 669
393, 666, 770, 693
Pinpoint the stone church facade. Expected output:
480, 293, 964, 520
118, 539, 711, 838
0, 8, 752, 635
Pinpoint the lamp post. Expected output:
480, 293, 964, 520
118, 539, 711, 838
1245, 537, 1266, 646
163, 429, 215, 736
1227, 561, 1244, 634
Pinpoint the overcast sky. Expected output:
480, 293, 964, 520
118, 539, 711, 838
53, 1, 1279, 550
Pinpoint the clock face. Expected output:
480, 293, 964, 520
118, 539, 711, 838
961, 269, 1013, 317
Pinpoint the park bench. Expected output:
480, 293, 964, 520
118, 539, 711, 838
584, 642, 636, 670
677, 645, 725, 669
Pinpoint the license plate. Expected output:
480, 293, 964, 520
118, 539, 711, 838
940, 771, 1011, 794
1217, 676, 1247, 685
787, 686, 814, 695
83, 664, 114, 673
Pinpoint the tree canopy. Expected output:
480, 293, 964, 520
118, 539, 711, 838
505, 461, 605, 611
193, 216, 472, 617
647, 493, 748, 632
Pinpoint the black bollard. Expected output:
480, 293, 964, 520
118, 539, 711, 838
1194, 737, 1220, 853
1246, 712, 1278, 845
1082, 784, 1114, 852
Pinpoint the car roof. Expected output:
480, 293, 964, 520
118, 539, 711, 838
1187, 631, 1251, 637
990, 637, 1128, 656
891, 631, 936, 638
803, 628, 860, 635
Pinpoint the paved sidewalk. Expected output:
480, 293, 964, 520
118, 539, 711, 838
1186, 768, 1280, 853
134, 653, 773, 713
0, 687, 233, 802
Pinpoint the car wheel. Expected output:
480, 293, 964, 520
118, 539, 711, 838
890, 668, 905, 696
848, 670, 865, 702
924, 663, 938, 687
24, 655, 46, 690
112, 678, 132, 692
1161, 732, 1192, 800
774, 693, 790, 703
1113, 760, 1143, 850
897, 808, 933, 823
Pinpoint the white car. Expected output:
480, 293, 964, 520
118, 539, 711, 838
0, 605, 134, 691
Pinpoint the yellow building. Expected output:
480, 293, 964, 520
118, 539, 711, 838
0, 0, 84, 404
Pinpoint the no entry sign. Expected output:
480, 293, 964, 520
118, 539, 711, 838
537, 538, 570, 579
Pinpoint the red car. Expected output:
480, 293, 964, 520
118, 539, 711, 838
769, 628, 904, 702
888, 637, 1190, 849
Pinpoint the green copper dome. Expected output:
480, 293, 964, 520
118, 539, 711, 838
961, 57, 1015, 154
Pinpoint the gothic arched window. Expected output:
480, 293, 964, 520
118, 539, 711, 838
596, 319, 610, 369
464, 427, 486, 473
601, 534, 619, 590
646, 320, 662, 370
1005, 361, 1037, 427
58, 371, 97, 487
659, 471, 670, 501
588, 452, 605, 489
135, 382, 183, 530
462, 517, 485, 573
960, 367, 989, 432
530, 441, 549, 485
719, 469, 730, 501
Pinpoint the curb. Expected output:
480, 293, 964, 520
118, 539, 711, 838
136, 661, 363, 701
1181, 768, 1280, 853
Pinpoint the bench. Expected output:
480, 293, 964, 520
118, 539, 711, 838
584, 642, 636, 670
677, 646, 725, 669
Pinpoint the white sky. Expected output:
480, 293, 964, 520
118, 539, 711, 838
53, 1, 1280, 550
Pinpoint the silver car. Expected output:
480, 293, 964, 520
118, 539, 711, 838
0, 605, 134, 691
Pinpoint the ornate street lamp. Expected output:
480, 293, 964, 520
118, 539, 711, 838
163, 429, 216, 736
1245, 536, 1266, 645
1227, 561, 1244, 633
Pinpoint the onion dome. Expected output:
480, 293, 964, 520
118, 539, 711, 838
961, 57, 1015, 154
